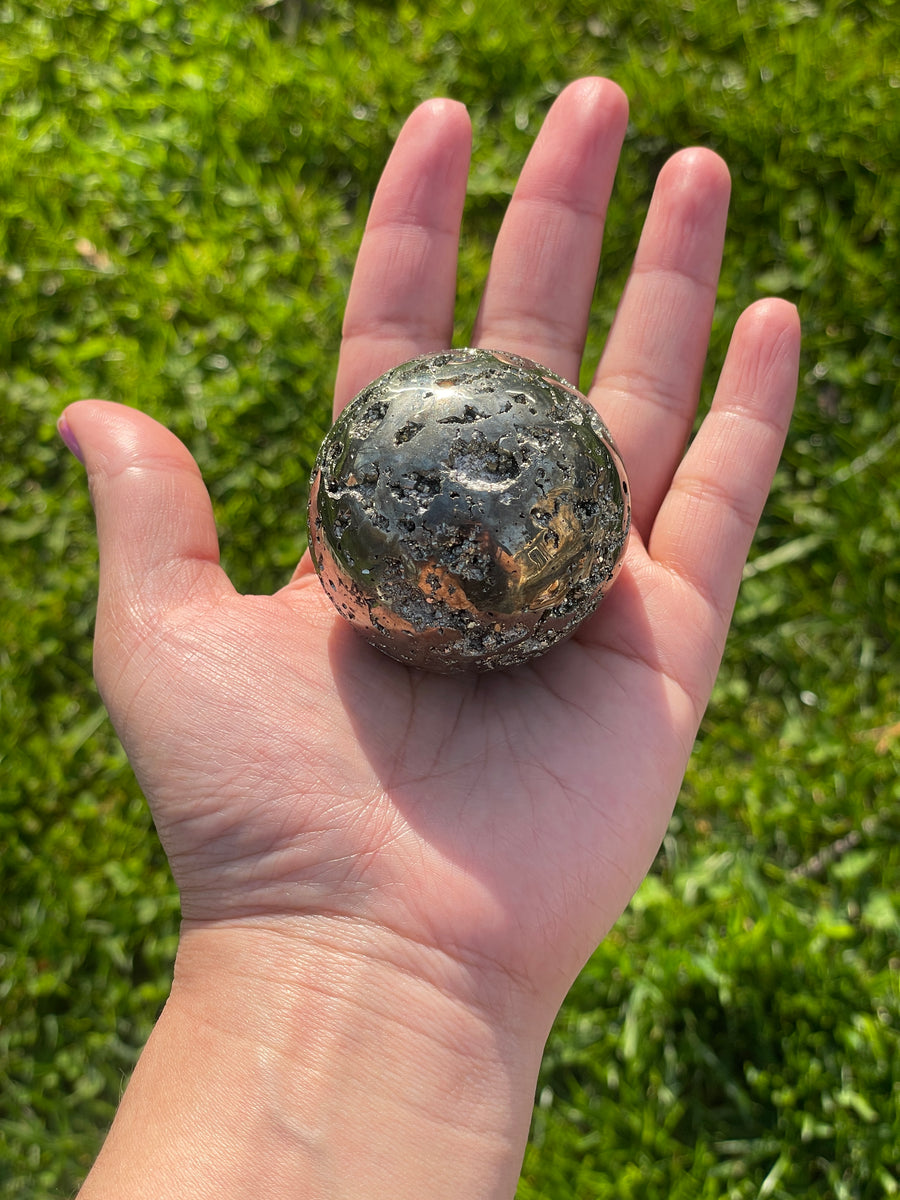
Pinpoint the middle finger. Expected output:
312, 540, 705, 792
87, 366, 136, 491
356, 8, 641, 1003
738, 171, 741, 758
472, 76, 629, 387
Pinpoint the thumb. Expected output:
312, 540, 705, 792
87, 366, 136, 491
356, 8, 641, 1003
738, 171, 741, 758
59, 400, 233, 638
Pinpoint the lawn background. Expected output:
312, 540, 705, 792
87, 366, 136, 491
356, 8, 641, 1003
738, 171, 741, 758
2, 0, 898, 1195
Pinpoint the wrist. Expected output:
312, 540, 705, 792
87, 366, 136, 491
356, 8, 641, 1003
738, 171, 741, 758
80, 919, 546, 1199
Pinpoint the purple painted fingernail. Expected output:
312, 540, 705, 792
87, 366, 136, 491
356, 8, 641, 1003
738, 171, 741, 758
57, 414, 85, 464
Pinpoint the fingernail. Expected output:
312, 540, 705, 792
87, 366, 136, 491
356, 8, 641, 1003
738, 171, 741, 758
57, 413, 85, 464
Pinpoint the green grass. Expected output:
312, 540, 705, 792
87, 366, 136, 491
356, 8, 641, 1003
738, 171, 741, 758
2, 0, 898, 1194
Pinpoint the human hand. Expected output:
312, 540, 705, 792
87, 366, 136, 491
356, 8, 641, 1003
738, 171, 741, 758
65, 78, 799, 1199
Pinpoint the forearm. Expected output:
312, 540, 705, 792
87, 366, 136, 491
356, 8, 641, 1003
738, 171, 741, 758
78, 923, 543, 1199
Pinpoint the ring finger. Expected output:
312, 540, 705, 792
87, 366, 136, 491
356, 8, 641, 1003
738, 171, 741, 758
589, 147, 733, 538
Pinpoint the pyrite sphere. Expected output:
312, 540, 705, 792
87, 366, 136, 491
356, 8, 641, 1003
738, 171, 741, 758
308, 348, 630, 673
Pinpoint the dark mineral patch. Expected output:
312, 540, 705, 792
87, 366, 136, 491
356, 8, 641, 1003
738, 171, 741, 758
308, 348, 630, 673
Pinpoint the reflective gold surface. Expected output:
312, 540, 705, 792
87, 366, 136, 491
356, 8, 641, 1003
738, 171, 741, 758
308, 348, 630, 672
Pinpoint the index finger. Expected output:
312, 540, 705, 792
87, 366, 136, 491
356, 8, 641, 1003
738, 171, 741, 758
334, 98, 472, 417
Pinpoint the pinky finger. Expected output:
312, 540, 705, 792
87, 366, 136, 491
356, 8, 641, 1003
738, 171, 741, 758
649, 298, 800, 639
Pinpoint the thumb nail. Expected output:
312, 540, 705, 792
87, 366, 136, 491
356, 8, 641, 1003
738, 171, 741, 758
57, 413, 85, 464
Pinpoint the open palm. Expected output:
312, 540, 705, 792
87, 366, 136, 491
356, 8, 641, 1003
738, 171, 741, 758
64, 78, 799, 1025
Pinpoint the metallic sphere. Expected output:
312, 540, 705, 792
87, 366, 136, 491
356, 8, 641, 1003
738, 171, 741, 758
308, 348, 630, 673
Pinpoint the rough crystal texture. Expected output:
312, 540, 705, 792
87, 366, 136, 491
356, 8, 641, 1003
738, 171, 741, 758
308, 348, 630, 672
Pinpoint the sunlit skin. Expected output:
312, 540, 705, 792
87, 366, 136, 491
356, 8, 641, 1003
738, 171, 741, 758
64, 79, 800, 1198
